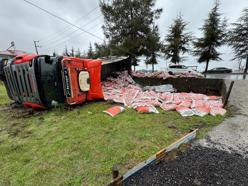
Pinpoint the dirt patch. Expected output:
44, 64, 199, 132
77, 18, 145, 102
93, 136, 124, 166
125, 145, 248, 186
0, 104, 45, 138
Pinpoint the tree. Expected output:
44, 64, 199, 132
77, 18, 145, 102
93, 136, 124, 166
63, 46, 70, 56
52, 51, 58, 57
227, 8, 248, 75
87, 43, 95, 58
75, 48, 81, 58
100, 0, 162, 69
94, 41, 111, 58
145, 26, 161, 72
70, 47, 75, 57
193, 1, 226, 73
162, 15, 192, 64
145, 52, 157, 72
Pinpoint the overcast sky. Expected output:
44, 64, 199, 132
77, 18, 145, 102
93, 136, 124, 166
0, 0, 247, 70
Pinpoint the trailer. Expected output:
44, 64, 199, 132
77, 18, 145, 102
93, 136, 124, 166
0, 54, 131, 109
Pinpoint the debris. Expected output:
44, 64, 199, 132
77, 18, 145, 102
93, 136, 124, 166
103, 106, 125, 117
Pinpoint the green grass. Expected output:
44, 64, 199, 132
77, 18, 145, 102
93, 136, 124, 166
0, 82, 224, 185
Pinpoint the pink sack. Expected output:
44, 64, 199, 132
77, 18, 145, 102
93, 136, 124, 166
103, 106, 125, 117
210, 107, 227, 116
179, 100, 192, 108
135, 106, 159, 114
176, 106, 195, 117
207, 96, 221, 100
191, 100, 206, 108
160, 103, 177, 111
193, 106, 210, 117
207, 100, 224, 108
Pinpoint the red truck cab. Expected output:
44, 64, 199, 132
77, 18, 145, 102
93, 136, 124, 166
61, 57, 104, 105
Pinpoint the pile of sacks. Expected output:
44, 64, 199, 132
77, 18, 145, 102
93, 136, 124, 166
132, 71, 203, 79
102, 71, 226, 117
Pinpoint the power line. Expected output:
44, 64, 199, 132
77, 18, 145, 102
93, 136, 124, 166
41, 13, 103, 46
44, 21, 103, 52
40, 5, 99, 43
23, 0, 104, 41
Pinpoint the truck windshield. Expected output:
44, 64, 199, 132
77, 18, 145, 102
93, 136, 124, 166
36, 56, 64, 106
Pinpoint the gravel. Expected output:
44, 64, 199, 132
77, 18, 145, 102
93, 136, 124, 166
125, 146, 248, 186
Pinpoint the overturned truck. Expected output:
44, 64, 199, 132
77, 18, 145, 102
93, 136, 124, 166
0, 54, 131, 109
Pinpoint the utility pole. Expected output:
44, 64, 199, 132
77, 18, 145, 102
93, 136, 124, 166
33, 40, 41, 54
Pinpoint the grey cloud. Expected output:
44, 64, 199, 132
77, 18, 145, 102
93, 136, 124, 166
0, 0, 247, 59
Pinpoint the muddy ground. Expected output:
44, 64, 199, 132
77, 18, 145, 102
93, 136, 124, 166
125, 80, 248, 185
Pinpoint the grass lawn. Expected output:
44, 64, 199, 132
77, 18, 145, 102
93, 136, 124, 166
0, 82, 224, 185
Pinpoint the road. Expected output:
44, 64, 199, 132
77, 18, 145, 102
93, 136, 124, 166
206, 73, 248, 80
197, 80, 248, 157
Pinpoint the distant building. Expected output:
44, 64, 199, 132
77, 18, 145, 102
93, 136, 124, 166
0, 49, 26, 61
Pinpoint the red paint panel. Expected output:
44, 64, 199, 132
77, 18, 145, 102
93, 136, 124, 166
14, 54, 37, 64
23, 102, 46, 109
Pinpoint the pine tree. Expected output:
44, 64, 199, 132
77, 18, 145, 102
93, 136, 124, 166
63, 46, 70, 56
162, 15, 192, 64
145, 26, 161, 72
87, 43, 95, 59
100, 0, 162, 69
227, 8, 248, 74
70, 47, 75, 57
94, 41, 111, 58
145, 52, 157, 72
52, 51, 57, 57
75, 48, 81, 58
193, 1, 226, 73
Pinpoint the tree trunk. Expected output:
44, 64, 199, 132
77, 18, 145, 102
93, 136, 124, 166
152, 64, 154, 72
204, 59, 210, 73
244, 55, 248, 74
133, 65, 136, 72
243, 55, 248, 79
